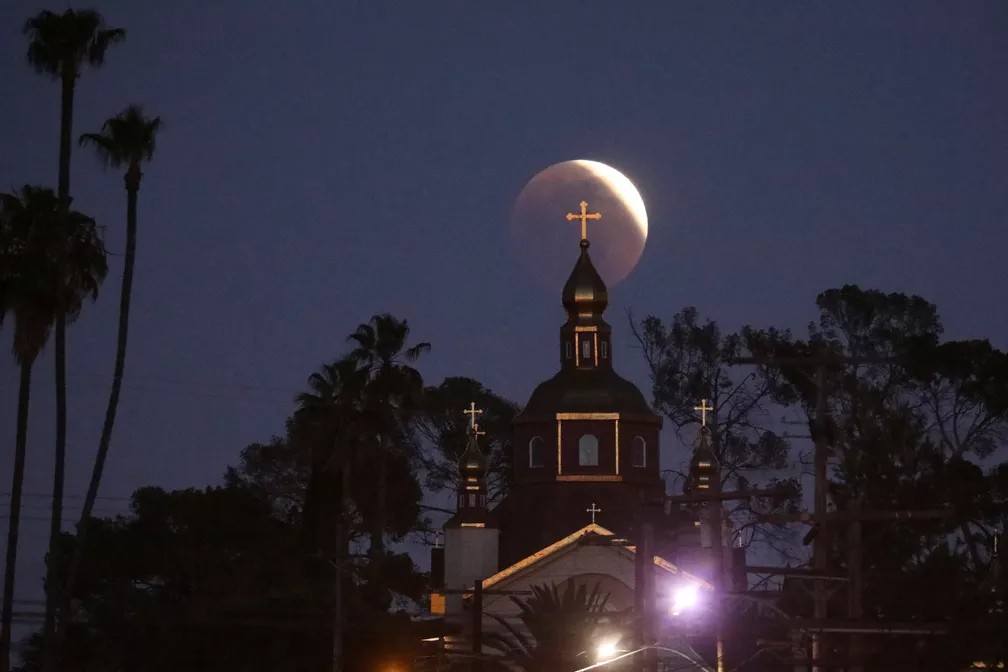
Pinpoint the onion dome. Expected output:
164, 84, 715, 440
561, 240, 608, 320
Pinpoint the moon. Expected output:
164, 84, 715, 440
510, 160, 649, 291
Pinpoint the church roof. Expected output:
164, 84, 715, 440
516, 367, 659, 421
481, 522, 710, 591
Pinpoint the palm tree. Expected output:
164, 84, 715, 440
294, 357, 367, 556
0, 186, 107, 672
345, 314, 430, 558
294, 357, 367, 672
22, 8, 124, 656
482, 582, 612, 672
60, 105, 162, 613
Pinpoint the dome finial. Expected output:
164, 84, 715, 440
459, 402, 488, 479
561, 200, 608, 317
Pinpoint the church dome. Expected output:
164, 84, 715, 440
459, 433, 488, 478
520, 367, 656, 418
561, 240, 608, 318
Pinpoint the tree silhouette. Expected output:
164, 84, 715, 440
59, 103, 164, 642
21, 10, 124, 665
0, 187, 106, 672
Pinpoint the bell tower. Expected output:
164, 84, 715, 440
559, 201, 613, 372
442, 403, 499, 616
497, 200, 664, 565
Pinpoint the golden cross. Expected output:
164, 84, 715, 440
586, 502, 602, 524
565, 200, 602, 242
464, 402, 484, 431
693, 399, 714, 427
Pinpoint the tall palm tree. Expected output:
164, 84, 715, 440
345, 314, 429, 558
22, 8, 124, 656
61, 105, 162, 612
294, 357, 367, 672
0, 186, 107, 672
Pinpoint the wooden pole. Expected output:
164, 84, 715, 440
472, 579, 483, 672
848, 498, 864, 672
812, 364, 828, 672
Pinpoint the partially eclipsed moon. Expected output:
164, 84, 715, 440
511, 160, 649, 290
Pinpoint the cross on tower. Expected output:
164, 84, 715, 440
586, 502, 602, 524
565, 200, 602, 242
464, 401, 484, 431
694, 398, 714, 427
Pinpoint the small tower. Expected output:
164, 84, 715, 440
443, 403, 499, 617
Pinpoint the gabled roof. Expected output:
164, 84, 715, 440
481, 523, 711, 590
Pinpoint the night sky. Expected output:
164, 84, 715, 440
2, 0, 1007, 622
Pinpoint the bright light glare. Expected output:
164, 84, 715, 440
671, 583, 700, 615
595, 639, 620, 661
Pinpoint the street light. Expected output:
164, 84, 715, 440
595, 638, 621, 662
671, 582, 701, 616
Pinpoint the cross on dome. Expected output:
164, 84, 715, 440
566, 200, 602, 243
464, 401, 484, 431
694, 398, 714, 427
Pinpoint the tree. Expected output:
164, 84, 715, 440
415, 376, 518, 504
631, 307, 801, 558
750, 285, 1008, 668
345, 313, 430, 558
62, 105, 163, 616
0, 186, 107, 672
482, 582, 612, 672
17, 485, 320, 672
22, 9, 125, 662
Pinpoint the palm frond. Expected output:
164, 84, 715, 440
0, 184, 107, 362
23, 9, 124, 80
79, 104, 163, 170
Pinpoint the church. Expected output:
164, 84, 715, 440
422, 202, 719, 670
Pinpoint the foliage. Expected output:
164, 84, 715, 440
748, 285, 1008, 667
79, 104, 163, 172
631, 307, 802, 558
23, 9, 125, 80
0, 186, 108, 364
482, 582, 612, 672
15, 485, 428, 672
415, 376, 519, 502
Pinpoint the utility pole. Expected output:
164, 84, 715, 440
472, 579, 483, 672
730, 353, 959, 671
811, 364, 828, 672
634, 522, 657, 672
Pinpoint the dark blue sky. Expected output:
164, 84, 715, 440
2, 0, 1007, 617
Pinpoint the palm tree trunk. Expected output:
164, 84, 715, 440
42, 70, 77, 672
0, 362, 33, 672
369, 437, 388, 558
59, 174, 140, 640
331, 460, 351, 672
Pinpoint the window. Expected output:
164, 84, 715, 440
468, 493, 477, 507
578, 434, 599, 466
529, 436, 545, 468
581, 339, 592, 360
565, 342, 573, 359
632, 436, 646, 468
600, 341, 608, 359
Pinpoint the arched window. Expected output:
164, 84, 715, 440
600, 341, 608, 359
529, 436, 545, 468
632, 436, 647, 468
578, 434, 599, 466
565, 342, 573, 359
